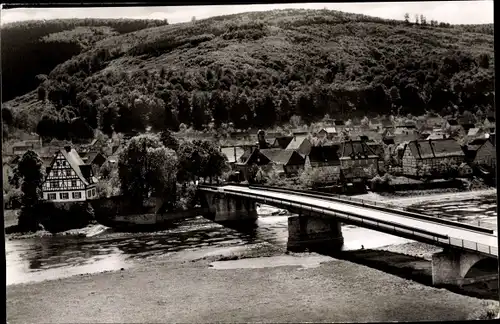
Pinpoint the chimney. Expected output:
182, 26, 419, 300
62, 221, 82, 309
64, 146, 72, 152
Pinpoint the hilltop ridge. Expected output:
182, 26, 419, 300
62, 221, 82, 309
2, 9, 494, 141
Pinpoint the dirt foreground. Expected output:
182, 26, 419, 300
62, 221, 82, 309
6, 244, 498, 323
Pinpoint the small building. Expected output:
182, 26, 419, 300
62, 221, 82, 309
271, 136, 294, 149
401, 138, 465, 177
367, 143, 385, 172
246, 148, 305, 176
285, 135, 312, 156
318, 127, 337, 140
305, 145, 342, 183
11, 140, 42, 155
339, 140, 379, 181
483, 116, 496, 133
465, 138, 496, 169
81, 151, 107, 174
41, 146, 99, 202
220, 146, 246, 166
467, 127, 486, 140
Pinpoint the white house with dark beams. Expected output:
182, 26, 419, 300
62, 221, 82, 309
42, 146, 99, 202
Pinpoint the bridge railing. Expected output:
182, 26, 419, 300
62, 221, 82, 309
234, 184, 494, 235
202, 186, 498, 257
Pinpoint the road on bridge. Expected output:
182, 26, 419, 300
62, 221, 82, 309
218, 185, 498, 257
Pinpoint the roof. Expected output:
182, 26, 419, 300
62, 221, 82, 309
259, 149, 302, 165
286, 135, 310, 150
407, 139, 464, 159
220, 147, 245, 163
467, 128, 482, 136
466, 138, 489, 152
486, 116, 495, 123
320, 127, 337, 134
59, 148, 91, 186
272, 136, 294, 149
447, 119, 459, 126
308, 146, 340, 164
367, 143, 384, 157
340, 140, 378, 159
334, 120, 345, 126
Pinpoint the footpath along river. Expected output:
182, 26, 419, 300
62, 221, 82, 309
6, 190, 499, 322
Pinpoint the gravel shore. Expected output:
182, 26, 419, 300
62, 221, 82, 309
6, 243, 498, 323
356, 188, 496, 207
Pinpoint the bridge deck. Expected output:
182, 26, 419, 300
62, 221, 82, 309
203, 185, 498, 258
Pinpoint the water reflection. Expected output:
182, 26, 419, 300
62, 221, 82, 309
5, 194, 497, 285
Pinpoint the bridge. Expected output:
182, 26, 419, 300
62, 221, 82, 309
197, 183, 498, 287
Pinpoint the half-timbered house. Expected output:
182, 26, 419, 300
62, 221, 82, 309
42, 146, 99, 202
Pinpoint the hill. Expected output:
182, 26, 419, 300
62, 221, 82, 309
1, 18, 170, 103
2, 9, 494, 141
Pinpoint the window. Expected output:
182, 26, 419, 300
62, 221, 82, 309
56, 161, 60, 166
92, 188, 96, 196
51, 181, 59, 188
71, 180, 77, 187
72, 192, 82, 199
65, 169, 71, 176
48, 193, 56, 200
87, 190, 92, 197
53, 170, 59, 177
60, 193, 69, 200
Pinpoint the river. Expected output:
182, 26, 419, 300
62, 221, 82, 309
5, 192, 497, 286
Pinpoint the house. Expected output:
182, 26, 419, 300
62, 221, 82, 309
11, 140, 42, 155
245, 148, 305, 176
467, 127, 487, 140
465, 138, 496, 169
367, 143, 386, 172
443, 119, 465, 137
305, 145, 342, 183
81, 151, 108, 175
339, 140, 379, 181
483, 116, 496, 133
271, 136, 294, 149
285, 135, 312, 156
2, 155, 19, 189
220, 146, 246, 166
318, 127, 337, 140
41, 146, 99, 202
401, 138, 466, 177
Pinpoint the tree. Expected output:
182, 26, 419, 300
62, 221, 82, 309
2, 107, 13, 126
191, 91, 210, 130
404, 13, 410, 24
118, 134, 178, 206
160, 129, 179, 151
197, 140, 228, 182
420, 15, 426, 25
360, 116, 370, 129
415, 14, 419, 24
478, 53, 490, 69
11, 150, 45, 232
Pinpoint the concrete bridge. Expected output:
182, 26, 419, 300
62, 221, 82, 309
197, 184, 498, 288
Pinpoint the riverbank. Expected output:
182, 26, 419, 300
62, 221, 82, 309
6, 243, 498, 323
355, 188, 496, 206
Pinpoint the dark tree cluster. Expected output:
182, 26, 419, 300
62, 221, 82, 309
1, 18, 169, 102
2, 10, 494, 139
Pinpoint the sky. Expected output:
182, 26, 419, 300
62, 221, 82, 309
0, 1, 494, 26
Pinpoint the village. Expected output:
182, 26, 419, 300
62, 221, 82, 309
2, 113, 497, 208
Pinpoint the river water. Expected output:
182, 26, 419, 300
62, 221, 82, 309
5, 193, 497, 286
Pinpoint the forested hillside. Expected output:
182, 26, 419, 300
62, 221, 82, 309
1, 18, 169, 102
2, 9, 494, 141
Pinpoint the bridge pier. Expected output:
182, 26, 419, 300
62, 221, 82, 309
431, 248, 497, 287
201, 192, 258, 223
287, 215, 344, 252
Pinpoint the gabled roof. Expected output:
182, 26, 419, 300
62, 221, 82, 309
467, 128, 483, 136
48, 147, 96, 186
320, 127, 337, 134
367, 143, 384, 158
308, 146, 340, 165
259, 149, 304, 165
407, 139, 464, 159
272, 136, 294, 149
220, 147, 246, 163
466, 138, 489, 152
286, 135, 310, 150
340, 140, 378, 159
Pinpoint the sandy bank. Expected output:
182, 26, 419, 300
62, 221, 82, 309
356, 188, 496, 207
6, 244, 498, 323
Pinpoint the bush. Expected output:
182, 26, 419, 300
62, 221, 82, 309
38, 201, 94, 233
300, 167, 341, 189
